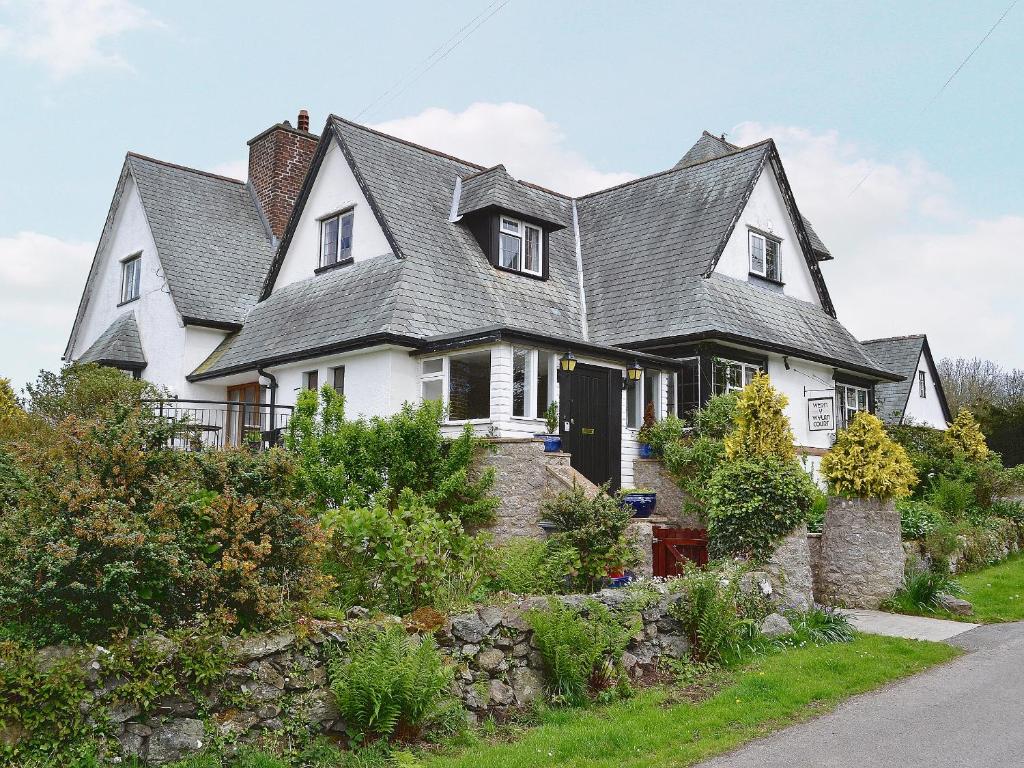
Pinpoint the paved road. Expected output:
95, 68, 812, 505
697, 622, 1024, 768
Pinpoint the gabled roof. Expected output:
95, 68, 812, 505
77, 312, 146, 370
862, 334, 952, 423
801, 215, 832, 261
674, 131, 738, 168
65, 154, 275, 359
457, 164, 569, 229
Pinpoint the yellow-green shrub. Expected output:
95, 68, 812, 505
945, 408, 990, 462
724, 372, 795, 461
821, 412, 917, 500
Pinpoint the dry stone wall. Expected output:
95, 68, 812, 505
40, 590, 688, 765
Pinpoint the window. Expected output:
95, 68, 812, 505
448, 350, 491, 420
626, 377, 640, 429
666, 371, 677, 419
627, 369, 660, 429
421, 358, 444, 406
536, 352, 553, 418
919, 370, 927, 398
836, 384, 869, 428
498, 216, 543, 276
643, 369, 660, 419
712, 358, 762, 395
333, 366, 345, 395
121, 254, 141, 303
678, 358, 700, 417
748, 230, 781, 282
320, 210, 354, 268
512, 347, 531, 417
303, 370, 318, 391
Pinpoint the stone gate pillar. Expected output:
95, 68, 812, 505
819, 497, 904, 608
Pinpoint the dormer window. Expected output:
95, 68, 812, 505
120, 253, 141, 304
498, 216, 542, 276
748, 230, 781, 282
320, 209, 354, 269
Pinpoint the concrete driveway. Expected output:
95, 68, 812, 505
697, 622, 1024, 768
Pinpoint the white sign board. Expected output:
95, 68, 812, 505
807, 397, 835, 432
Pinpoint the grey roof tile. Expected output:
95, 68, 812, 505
862, 335, 927, 422
78, 312, 146, 368
674, 131, 739, 168
458, 165, 569, 228
127, 155, 274, 326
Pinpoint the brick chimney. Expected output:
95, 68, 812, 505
247, 110, 319, 240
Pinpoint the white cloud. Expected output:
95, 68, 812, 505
372, 103, 635, 196
731, 122, 1024, 368
208, 159, 247, 181
0, 232, 94, 388
0, 0, 159, 79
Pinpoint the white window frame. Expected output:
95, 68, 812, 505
120, 253, 141, 304
713, 358, 763, 395
919, 370, 927, 398
498, 215, 543, 276
319, 208, 354, 268
836, 384, 869, 428
748, 230, 781, 282
419, 352, 493, 424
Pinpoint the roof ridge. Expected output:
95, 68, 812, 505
330, 115, 486, 172
702, 130, 740, 150
126, 152, 247, 186
578, 140, 773, 200
862, 334, 927, 344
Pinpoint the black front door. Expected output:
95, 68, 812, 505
559, 363, 622, 489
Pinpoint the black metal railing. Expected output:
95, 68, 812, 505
144, 399, 293, 452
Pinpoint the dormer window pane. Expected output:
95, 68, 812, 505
501, 217, 520, 233
749, 233, 765, 274
765, 238, 779, 280
524, 225, 541, 274
499, 232, 522, 270
320, 210, 354, 268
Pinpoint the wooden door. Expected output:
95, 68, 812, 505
558, 364, 622, 489
226, 382, 261, 447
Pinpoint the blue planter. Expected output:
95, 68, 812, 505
638, 443, 653, 459
622, 492, 656, 518
542, 434, 562, 453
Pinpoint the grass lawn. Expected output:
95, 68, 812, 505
423, 634, 958, 768
891, 554, 1024, 624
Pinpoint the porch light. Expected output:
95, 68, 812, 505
559, 352, 577, 373
626, 361, 643, 382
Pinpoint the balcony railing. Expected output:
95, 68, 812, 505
144, 399, 294, 451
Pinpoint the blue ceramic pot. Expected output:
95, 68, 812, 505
638, 443, 653, 459
622, 492, 656, 518
542, 434, 562, 453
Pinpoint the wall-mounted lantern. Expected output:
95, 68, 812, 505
559, 351, 578, 373
626, 361, 643, 381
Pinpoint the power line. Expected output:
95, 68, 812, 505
848, 0, 1017, 198
355, 0, 512, 122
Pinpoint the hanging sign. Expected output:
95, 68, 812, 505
807, 397, 835, 432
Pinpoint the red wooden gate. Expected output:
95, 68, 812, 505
652, 527, 708, 577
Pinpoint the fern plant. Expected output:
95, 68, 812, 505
669, 565, 760, 663
328, 624, 456, 743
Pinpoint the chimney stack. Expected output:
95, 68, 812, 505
247, 109, 318, 240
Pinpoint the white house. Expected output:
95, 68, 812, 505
862, 335, 951, 429
66, 113, 905, 488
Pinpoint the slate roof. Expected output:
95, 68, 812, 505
126, 154, 275, 326
191, 122, 888, 382
457, 164, 569, 228
674, 131, 738, 168
862, 335, 951, 423
801, 215, 832, 260
78, 312, 146, 369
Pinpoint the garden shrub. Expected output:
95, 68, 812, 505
926, 475, 978, 519
897, 500, 945, 540
23, 363, 159, 424
783, 606, 854, 645
525, 599, 637, 706
705, 457, 818, 561
540, 486, 637, 591
0, 377, 19, 421
328, 623, 457, 743
724, 373, 795, 461
486, 538, 572, 596
945, 408, 990, 462
691, 392, 738, 438
805, 489, 828, 534
322, 491, 487, 614
820, 412, 917, 500
668, 563, 767, 664
287, 390, 497, 527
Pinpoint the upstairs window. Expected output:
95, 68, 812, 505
919, 370, 927, 398
320, 209, 354, 268
748, 230, 781, 282
120, 254, 141, 304
498, 216, 543, 276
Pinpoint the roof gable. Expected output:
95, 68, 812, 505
78, 311, 146, 369
675, 131, 739, 168
863, 335, 952, 423
457, 164, 569, 229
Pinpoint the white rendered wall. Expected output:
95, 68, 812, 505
72, 177, 206, 398
715, 166, 820, 305
273, 141, 393, 290
902, 352, 949, 430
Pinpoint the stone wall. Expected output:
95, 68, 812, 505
806, 532, 823, 604
762, 525, 814, 610
632, 459, 702, 528
38, 590, 688, 765
477, 439, 597, 542
818, 497, 905, 609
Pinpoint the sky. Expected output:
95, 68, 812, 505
1, 0, 1022, 391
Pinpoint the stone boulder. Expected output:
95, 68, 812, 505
147, 718, 205, 765
937, 593, 974, 616
759, 612, 795, 639
763, 525, 815, 610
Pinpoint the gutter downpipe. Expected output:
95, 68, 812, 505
257, 367, 279, 446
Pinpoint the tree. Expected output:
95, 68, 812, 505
944, 408, 989, 462
724, 372, 795, 461
821, 412, 917, 500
